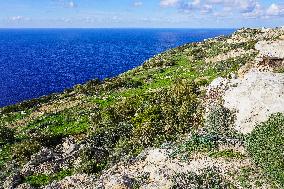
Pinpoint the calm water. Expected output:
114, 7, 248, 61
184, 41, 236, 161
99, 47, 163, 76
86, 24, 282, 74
0, 29, 234, 107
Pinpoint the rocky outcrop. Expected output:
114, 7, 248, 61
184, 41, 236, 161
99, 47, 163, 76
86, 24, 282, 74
223, 70, 284, 134
1, 27, 284, 189
95, 148, 250, 189
43, 174, 96, 189
255, 40, 284, 59
21, 137, 81, 177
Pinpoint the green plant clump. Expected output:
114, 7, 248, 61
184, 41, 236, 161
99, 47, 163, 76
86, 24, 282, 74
206, 105, 235, 136
12, 140, 41, 163
246, 113, 284, 188
0, 126, 15, 145
209, 149, 245, 159
170, 134, 218, 160
24, 169, 73, 187
171, 167, 237, 189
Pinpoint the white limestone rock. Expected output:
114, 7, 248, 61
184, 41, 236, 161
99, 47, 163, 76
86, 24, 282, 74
255, 40, 284, 59
223, 70, 284, 134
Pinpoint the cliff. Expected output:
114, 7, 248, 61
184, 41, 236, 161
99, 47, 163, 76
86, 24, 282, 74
0, 27, 284, 189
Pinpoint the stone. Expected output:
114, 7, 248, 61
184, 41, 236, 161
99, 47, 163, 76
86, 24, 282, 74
3, 172, 22, 189
61, 137, 79, 157
255, 40, 284, 59
15, 183, 34, 189
223, 70, 284, 134
43, 174, 96, 189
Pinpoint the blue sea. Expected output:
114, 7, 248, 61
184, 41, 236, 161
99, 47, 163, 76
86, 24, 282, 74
0, 29, 234, 107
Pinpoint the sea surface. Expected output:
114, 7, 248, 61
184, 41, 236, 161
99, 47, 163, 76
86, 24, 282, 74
0, 28, 234, 107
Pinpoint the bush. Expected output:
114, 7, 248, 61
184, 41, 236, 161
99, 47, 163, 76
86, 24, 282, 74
206, 105, 235, 136
246, 113, 284, 188
25, 169, 72, 187
12, 140, 41, 162
170, 134, 218, 160
0, 126, 15, 145
75, 146, 108, 174
171, 167, 237, 189
86, 79, 203, 162
25, 174, 50, 187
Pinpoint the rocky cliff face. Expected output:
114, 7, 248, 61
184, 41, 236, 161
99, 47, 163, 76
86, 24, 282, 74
0, 27, 284, 189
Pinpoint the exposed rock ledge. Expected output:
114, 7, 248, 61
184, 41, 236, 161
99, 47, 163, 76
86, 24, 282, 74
255, 40, 284, 59
223, 70, 284, 134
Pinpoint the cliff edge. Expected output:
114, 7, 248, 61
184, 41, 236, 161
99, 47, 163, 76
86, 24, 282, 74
0, 27, 284, 189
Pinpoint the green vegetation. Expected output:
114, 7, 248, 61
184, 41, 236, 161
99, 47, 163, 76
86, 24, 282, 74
205, 104, 245, 146
0, 126, 15, 145
0, 29, 266, 188
206, 105, 235, 136
209, 149, 245, 159
19, 110, 91, 140
172, 167, 237, 189
24, 169, 73, 187
275, 67, 284, 73
170, 134, 218, 160
235, 167, 271, 189
75, 145, 108, 174
237, 167, 256, 189
246, 113, 284, 188
12, 140, 41, 163
0, 144, 12, 167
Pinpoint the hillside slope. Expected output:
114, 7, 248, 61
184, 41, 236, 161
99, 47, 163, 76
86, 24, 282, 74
0, 27, 284, 189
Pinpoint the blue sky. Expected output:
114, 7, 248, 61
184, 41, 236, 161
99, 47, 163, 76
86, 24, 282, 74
0, 0, 284, 28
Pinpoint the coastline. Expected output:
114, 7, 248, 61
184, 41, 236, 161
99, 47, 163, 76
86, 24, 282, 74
0, 28, 235, 108
1, 27, 284, 189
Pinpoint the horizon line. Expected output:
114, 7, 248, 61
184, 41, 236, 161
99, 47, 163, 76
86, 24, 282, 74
0, 27, 239, 29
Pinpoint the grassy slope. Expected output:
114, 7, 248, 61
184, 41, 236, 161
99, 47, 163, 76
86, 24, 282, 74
1, 28, 282, 187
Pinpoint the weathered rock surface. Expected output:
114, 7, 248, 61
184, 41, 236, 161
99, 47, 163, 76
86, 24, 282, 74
96, 148, 250, 189
255, 40, 284, 59
2, 27, 284, 189
3, 172, 22, 189
223, 70, 284, 134
43, 174, 96, 189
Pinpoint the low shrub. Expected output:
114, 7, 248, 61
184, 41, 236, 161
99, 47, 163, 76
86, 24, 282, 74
206, 105, 235, 137
170, 134, 218, 159
0, 126, 15, 145
171, 167, 237, 189
75, 146, 108, 174
12, 140, 41, 162
24, 169, 72, 187
25, 174, 50, 187
246, 113, 284, 188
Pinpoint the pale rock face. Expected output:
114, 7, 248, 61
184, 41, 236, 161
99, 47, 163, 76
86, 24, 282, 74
62, 137, 79, 157
255, 40, 284, 59
223, 70, 284, 134
279, 35, 284, 40
15, 183, 34, 189
43, 174, 96, 189
96, 148, 249, 189
206, 77, 229, 96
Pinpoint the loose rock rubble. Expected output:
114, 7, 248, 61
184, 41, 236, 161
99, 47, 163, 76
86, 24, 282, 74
43, 174, 96, 189
95, 148, 250, 189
